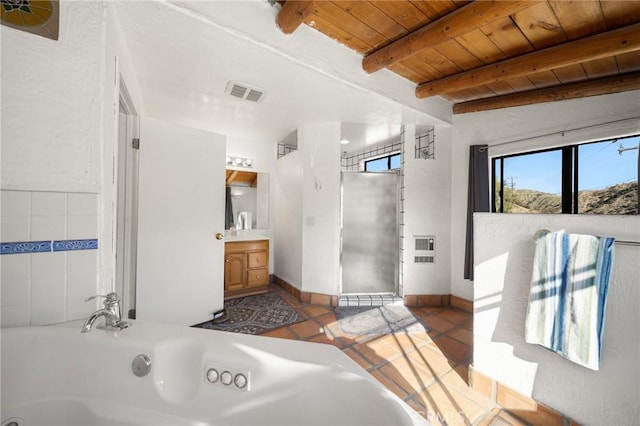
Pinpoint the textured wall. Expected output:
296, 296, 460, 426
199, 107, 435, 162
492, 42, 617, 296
450, 90, 640, 301
402, 124, 453, 296
300, 122, 342, 295
1, 2, 105, 192
273, 150, 304, 288
474, 213, 640, 425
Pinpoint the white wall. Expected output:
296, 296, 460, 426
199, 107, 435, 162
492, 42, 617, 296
402, 124, 452, 296
474, 213, 640, 425
273, 150, 303, 288
1, 2, 105, 326
450, 91, 640, 301
1, 2, 103, 193
300, 123, 342, 295
1, 1, 145, 326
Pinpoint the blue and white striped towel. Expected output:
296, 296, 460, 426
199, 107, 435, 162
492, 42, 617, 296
525, 231, 615, 370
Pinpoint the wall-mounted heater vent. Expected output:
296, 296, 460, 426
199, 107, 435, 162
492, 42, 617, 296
414, 236, 435, 264
225, 81, 265, 103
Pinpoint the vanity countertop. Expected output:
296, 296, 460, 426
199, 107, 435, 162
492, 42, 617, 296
224, 230, 270, 242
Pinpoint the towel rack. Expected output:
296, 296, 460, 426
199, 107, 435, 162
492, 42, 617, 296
533, 229, 640, 247
616, 240, 640, 247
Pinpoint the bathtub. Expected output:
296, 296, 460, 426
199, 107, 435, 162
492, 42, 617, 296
1, 319, 428, 426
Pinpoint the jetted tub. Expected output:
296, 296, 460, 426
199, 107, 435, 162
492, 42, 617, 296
1, 320, 428, 425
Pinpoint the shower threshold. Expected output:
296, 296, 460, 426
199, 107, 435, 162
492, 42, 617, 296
337, 294, 404, 307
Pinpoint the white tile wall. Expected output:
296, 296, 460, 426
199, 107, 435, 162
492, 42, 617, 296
1, 189, 99, 327
32, 191, 67, 216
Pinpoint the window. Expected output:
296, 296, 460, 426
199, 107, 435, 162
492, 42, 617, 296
493, 135, 639, 215
364, 153, 401, 172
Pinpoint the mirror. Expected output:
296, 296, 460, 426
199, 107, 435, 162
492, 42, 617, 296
225, 170, 269, 229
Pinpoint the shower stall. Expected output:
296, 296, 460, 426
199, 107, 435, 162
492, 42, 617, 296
340, 171, 399, 295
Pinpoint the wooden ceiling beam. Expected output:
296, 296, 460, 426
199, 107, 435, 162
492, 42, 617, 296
362, 1, 539, 74
453, 71, 640, 114
276, 0, 316, 35
417, 22, 640, 98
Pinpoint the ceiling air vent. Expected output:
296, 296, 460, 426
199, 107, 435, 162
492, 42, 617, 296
225, 81, 265, 103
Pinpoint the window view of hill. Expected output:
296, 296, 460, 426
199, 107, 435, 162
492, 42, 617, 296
498, 181, 638, 215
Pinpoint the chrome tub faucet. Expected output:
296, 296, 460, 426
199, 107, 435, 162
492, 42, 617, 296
81, 292, 130, 333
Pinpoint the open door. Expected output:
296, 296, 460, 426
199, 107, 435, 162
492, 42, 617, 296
136, 117, 226, 326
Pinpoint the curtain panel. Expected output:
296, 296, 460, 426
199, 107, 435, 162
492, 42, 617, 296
464, 145, 490, 280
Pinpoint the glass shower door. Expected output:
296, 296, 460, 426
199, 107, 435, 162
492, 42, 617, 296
341, 171, 399, 294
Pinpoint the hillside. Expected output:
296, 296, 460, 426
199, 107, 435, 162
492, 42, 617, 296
502, 181, 638, 215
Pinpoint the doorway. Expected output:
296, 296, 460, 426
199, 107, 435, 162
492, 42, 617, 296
115, 82, 139, 319
340, 171, 399, 295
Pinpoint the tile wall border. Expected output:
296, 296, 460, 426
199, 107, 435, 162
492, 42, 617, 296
1, 239, 98, 255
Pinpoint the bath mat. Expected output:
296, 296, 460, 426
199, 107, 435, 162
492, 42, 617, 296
193, 292, 305, 335
331, 305, 429, 343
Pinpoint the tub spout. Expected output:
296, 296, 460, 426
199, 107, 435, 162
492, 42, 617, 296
81, 292, 130, 333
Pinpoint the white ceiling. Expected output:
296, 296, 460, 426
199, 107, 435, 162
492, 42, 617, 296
113, 1, 452, 148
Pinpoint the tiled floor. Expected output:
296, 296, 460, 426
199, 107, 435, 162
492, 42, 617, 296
262, 285, 529, 426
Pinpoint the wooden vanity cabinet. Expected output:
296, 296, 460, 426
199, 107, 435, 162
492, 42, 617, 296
224, 240, 269, 299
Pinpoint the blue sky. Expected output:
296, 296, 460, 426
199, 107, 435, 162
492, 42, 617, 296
501, 135, 639, 194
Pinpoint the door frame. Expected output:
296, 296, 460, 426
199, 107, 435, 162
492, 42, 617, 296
115, 78, 139, 318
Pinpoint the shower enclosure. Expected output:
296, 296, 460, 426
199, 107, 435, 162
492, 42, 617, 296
341, 171, 399, 295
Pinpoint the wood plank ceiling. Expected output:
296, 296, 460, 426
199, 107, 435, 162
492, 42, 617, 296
276, 1, 640, 113
226, 170, 258, 187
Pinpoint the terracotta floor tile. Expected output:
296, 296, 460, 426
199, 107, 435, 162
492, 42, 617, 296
287, 319, 324, 339
260, 326, 297, 339
416, 381, 487, 426
480, 409, 530, 426
301, 305, 333, 318
379, 356, 437, 394
380, 331, 430, 354
406, 345, 456, 379
437, 308, 471, 325
423, 315, 458, 334
350, 337, 404, 364
477, 408, 504, 426
343, 347, 373, 370
415, 306, 447, 316
254, 290, 581, 425
405, 398, 438, 425
439, 369, 491, 409
308, 332, 343, 348
461, 318, 474, 331
452, 364, 470, 385
351, 342, 389, 366
323, 321, 360, 341
410, 308, 433, 324
449, 326, 473, 346
432, 335, 472, 363
370, 369, 410, 400
313, 311, 337, 326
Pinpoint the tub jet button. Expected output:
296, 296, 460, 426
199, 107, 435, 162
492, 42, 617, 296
206, 368, 219, 383
220, 370, 233, 386
234, 373, 248, 389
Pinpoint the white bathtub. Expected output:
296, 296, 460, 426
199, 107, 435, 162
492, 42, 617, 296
1, 320, 428, 426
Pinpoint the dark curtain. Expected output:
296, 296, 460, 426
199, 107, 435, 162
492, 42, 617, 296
464, 145, 490, 280
225, 186, 234, 230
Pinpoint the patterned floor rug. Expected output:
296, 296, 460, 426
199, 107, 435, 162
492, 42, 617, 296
193, 292, 305, 335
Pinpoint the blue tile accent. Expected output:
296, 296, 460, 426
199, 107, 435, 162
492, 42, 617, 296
52, 239, 98, 252
1, 241, 52, 255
